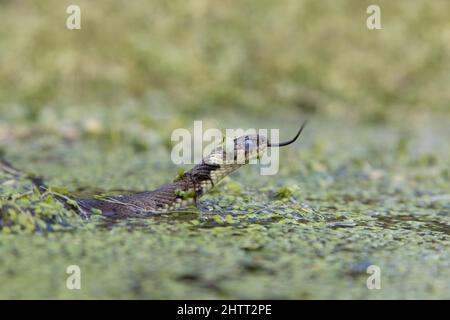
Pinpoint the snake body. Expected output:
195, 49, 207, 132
75, 134, 264, 217
76, 162, 222, 217
1, 122, 307, 218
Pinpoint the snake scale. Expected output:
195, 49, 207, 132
2, 121, 307, 218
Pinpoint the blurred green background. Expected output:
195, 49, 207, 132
1, 0, 449, 121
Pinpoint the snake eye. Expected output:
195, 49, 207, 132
244, 138, 254, 152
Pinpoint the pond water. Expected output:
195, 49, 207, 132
0, 114, 449, 299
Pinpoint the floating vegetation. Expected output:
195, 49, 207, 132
0, 0, 449, 299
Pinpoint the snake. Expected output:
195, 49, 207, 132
2, 121, 307, 218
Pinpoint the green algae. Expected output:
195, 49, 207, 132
0, 114, 449, 299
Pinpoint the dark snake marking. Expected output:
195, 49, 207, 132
75, 162, 221, 217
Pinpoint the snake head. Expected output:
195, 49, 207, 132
203, 134, 268, 165
204, 121, 308, 165
232, 134, 268, 163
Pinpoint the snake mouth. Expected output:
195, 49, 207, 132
267, 120, 308, 147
